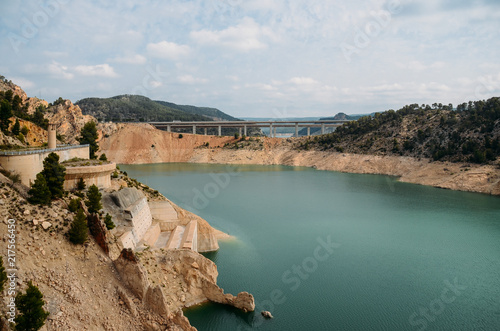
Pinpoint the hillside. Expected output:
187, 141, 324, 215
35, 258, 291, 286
297, 113, 367, 136
154, 100, 239, 121
76, 95, 211, 122
300, 98, 500, 164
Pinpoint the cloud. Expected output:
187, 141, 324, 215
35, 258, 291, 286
47, 62, 74, 80
74, 64, 118, 77
111, 54, 147, 65
146, 41, 190, 60
289, 77, 319, 85
191, 17, 273, 51
178, 75, 208, 84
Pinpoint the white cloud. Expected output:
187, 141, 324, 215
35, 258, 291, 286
47, 62, 74, 80
74, 64, 118, 78
289, 77, 319, 85
178, 75, 208, 84
191, 17, 273, 51
146, 41, 190, 60
10, 77, 34, 89
111, 54, 147, 65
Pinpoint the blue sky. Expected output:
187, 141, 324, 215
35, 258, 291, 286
1, 0, 499, 118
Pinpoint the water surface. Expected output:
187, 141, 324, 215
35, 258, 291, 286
120, 163, 500, 331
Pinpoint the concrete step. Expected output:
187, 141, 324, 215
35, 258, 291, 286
180, 220, 198, 252
165, 225, 185, 250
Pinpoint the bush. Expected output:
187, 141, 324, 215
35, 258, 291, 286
68, 198, 81, 213
14, 281, 49, 331
0, 256, 7, 292
76, 177, 86, 191
41, 153, 66, 199
68, 208, 88, 244
20, 125, 29, 136
85, 184, 102, 214
234, 132, 240, 139
28, 173, 51, 205
99, 153, 107, 161
104, 213, 115, 230
178, 134, 183, 139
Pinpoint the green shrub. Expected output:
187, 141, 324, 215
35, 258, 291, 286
68, 208, 88, 245
104, 213, 115, 230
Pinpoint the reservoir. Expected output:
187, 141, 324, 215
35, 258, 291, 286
120, 163, 500, 331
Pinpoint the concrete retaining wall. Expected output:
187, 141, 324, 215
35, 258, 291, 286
64, 162, 116, 190
0, 145, 89, 186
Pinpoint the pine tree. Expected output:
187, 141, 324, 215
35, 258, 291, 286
85, 184, 102, 214
78, 121, 99, 159
41, 152, 66, 199
12, 118, 20, 136
68, 208, 88, 245
0, 99, 12, 133
14, 281, 49, 331
0, 256, 7, 292
104, 213, 115, 230
76, 177, 86, 191
27, 173, 52, 205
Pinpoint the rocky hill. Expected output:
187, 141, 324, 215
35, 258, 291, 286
301, 98, 500, 164
76, 95, 212, 123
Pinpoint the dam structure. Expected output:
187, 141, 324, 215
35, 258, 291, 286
149, 120, 350, 137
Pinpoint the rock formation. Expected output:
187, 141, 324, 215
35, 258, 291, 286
45, 99, 96, 144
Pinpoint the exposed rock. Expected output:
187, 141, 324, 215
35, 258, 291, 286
45, 99, 96, 144
144, 285, 170, 316
87, 213, 110, 254
261, 310, 273, 319
41, 221, 52, 230
114, 249, 150, 299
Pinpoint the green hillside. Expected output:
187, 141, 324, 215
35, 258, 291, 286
154, 100, 239, 121
76, 95, 211, 122
300, 98, 500, 164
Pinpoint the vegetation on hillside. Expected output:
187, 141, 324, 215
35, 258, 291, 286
28, 153, 66, 204
76, 95, 211, 122
300, 98, 500, 164
154, 100, 239, 121
78, 121, 99, 159
14, 281, 50, 331
68, 208, 88, 245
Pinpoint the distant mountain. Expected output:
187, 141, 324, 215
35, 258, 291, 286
298, 112, 370, 136
76, 95, 212, 122
154, 101, 239, 121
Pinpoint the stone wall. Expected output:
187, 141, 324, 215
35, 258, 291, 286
0, 145, 89, 186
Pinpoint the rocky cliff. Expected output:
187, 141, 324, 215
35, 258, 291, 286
45, 100, 96, 144
98, 125, 500, 196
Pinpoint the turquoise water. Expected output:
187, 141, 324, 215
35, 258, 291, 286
120, 163, 500, 331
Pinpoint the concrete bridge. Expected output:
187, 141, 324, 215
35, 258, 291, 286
149, 120, 350, 137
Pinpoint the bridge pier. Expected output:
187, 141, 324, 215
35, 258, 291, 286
167, 125, 171, 132
269, 124, 273, 138
239, 127, 242, 137
244, 125, 247, 136
307, 127, 310, 136
321, 123, 325, 135
218, 125, 221, 136
204, 128, 207, 135
295, 123, 299, 137
193, 125, 196, 135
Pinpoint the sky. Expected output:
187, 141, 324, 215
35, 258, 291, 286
1, 0, 500, 118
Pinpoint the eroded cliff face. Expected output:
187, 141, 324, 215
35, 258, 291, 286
45, 100, 96, 144
99, 124, 500, 196
114, 248, 255, 328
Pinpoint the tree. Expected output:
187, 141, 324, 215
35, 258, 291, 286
78, 121, 99, 159
21, 125, 29, 136
85, 184, 102, 214
68, 198, 81, 213
104, 213, 115, 230
76, 177, 86, 191
32, 105, 48, 130
12, 118, 20, 136
99, 153, 107, 161
68, 208, 88, 245
27, 173, 52, 205
14, 281, 49, 331
0, 99, 12, 133
41, 153, 66, 199
0, 256, 7, 292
